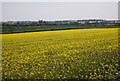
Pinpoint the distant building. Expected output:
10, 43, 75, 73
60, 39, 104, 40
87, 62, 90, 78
2, 19, 119, 26
104, 20, 118, 26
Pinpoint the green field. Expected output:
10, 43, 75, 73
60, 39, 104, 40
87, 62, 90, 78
2, 25, 118, 34
2, 28, 120, 80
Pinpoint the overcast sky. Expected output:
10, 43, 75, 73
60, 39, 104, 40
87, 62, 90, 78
2, 2, 118, 21
1, 0, 120, 2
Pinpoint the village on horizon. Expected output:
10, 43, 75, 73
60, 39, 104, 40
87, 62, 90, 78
1, 19, 120, 26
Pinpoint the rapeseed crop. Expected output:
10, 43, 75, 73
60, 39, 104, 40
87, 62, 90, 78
2, 28, 120, 80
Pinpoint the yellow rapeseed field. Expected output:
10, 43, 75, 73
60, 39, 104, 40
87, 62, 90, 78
2, 28, 120, 80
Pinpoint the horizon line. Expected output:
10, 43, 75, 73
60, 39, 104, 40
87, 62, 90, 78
2, 19, 119, 22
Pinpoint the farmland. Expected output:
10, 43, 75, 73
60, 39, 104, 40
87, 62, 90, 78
2, 28, 120, 80
2, 25, 118, 34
